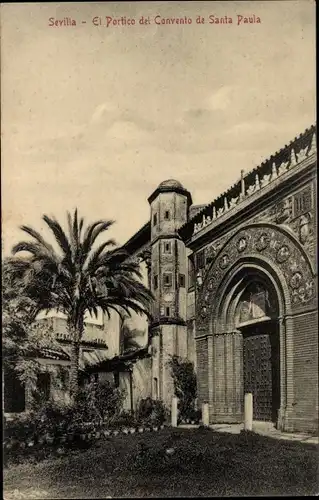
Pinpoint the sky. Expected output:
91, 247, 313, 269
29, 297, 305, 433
1, 1, 316, 256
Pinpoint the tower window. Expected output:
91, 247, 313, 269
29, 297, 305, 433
165, 306, 171, 317
164, 210, 170, 220
153, 377, 158, 399
163, 273, 172, 287
163, 241, 172, 254
153, 213, 158, 226
154, 275, 158, 290
179, 274, 186, 288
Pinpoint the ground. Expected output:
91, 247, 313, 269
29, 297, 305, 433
4, 428, 318, 498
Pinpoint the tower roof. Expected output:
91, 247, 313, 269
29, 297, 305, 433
148, 178, 192, 205
158, 179, 184, 189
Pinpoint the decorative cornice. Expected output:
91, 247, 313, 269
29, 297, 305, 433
150, 233, 182, 245
179, 124, 317, 241
186, 154, 316, 251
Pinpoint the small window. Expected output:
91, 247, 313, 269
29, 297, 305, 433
153, 377, 158, 399
154, 275, 158, 290
163, 241, 172, 254
165, 306, 171, 317
163, 273, 172, 287
153, 213, 158, 226
164, 210, 170, 220
179, 274, 186, 288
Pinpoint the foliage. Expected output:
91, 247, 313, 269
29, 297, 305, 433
136, 397, 167, 426
2, 259, 62, 394
4, 412, 39, 443
7, 209, 154, 395
73, 380, 126, 429
4, 380, 126, 452
115, 411, 138, 430
168, 355, 197, 422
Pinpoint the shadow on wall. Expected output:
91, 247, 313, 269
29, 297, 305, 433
119, 358, 152, 412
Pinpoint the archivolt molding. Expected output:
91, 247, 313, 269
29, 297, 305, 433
213, 259, 286, 334
196, 223, 316, 334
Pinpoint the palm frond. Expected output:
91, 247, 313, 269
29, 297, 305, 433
82, 220, 114, 259
19, 226, 56, 256
42, 215, 72, 262
12, 241, 44, 256
83, 240, 118, 273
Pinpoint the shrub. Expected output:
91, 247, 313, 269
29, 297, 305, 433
168, 355, 197, 423
94, 380, 126, 424
136, 397, 167, 427
4, 412, 39, 443
181, 407, 202, 424
4, 380, 126, 450
115, 411, 137, 430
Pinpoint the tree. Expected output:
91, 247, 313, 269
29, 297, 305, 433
2, 259, 62, 403
8, 210, 154, 396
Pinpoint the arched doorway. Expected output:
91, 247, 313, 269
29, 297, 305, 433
223, 270, 281, 425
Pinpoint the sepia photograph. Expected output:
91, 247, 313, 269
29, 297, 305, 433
1, 1, 317, 498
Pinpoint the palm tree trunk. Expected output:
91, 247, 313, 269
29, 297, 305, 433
69, 341, 80, 397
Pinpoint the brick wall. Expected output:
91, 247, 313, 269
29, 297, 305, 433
291, 310, 318, 432
196, 337, 208, 405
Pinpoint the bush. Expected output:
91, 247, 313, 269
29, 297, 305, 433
4, 380, 126, 450
168, 355, 197, 423
114, 411, 137, 430
180, 407, 202, 424
94, 381, 126, 425
136, 397, 167, 427
4, 412, 39, 443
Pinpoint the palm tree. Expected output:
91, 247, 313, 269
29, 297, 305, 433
9, 209, 153, 396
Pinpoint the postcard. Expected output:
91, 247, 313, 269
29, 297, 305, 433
2, 1, 317, 498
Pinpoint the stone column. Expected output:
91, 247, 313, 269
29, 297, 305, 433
171, 397, 178, 427
202, 403, 210, 426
